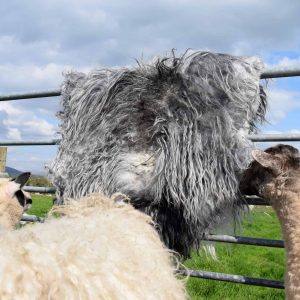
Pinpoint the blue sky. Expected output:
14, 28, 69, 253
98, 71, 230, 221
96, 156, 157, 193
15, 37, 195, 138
0, 0, 300, 174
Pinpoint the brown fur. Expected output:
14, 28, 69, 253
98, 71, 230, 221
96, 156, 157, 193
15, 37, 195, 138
240, 144, 300, 299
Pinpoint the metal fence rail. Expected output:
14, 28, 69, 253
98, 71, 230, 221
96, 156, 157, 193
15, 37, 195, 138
1, 133, 300, 147
21, 214, 45, 223
0, 67, 300, 102
23, 186, 56, 193
178, 269, 284, 289
0, 89, 61, 101
204, 234, 284, 248
0, 140, 59, 146
261, 68, 300, 79
249, 134, 300, 142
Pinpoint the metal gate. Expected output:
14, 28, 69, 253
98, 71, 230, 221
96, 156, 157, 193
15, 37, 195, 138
1, 66, 300, 289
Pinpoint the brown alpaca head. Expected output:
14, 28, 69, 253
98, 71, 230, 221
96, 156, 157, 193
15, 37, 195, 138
0, 172, 32, 228
240, 144, 300, 201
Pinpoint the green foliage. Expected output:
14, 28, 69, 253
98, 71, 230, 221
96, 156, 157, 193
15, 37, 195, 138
27, 176, 53, 187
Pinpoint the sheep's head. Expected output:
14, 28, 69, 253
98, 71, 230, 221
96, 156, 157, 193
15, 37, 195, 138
240, 144, 300, 202
0, 172, 32, 229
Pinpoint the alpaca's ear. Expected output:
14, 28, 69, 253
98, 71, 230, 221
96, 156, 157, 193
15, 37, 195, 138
251, 150, 282, 174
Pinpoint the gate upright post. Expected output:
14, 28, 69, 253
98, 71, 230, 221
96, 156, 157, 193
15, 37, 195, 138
0, 147, 9, 178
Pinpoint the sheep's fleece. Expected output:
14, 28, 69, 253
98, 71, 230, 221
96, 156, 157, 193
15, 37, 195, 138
48, 50, 267, 257
0, 193, 186, 300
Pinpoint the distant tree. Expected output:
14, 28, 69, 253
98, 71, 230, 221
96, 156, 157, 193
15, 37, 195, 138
27, 177, 53, 187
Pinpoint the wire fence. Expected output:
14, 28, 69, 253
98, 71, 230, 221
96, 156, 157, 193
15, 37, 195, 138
1, 65, 300, 290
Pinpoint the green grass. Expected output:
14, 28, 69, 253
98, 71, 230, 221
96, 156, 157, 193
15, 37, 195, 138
183, 207, 285, 299
26, 197, 285, 299
27, 194, 54, 217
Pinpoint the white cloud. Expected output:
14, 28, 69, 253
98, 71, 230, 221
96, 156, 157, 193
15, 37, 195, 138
0, 63, 89, 93
0, 102, 58, 140
0, 102, 22, 116
22, 119, 56, 137
7, 128, 22, 141
266, 56, 300, 70
265, 89, 300, 124
1, 0, 300, 70
263, 129, 300, 135
29, 156, 43, 162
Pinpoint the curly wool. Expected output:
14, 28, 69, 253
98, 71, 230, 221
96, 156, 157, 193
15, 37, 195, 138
0, 193, 186, 300
48, 50, 267, 257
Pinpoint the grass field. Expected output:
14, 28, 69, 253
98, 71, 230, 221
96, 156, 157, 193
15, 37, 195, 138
184, 207, 285, 299
27, 195, 285, 299
27, 194, 54, 217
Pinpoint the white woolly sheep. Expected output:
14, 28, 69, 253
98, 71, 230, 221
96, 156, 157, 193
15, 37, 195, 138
0, 192, 186, 300
0, 172, 31, 229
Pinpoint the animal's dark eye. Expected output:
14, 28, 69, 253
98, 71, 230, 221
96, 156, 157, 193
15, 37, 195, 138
15, 190, 32, 207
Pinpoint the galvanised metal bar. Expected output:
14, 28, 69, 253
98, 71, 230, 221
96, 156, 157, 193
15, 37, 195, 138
246, 196, 268, 205
19, 185, 269, 206
261, 68, 300, 79
0, 133, 299, 146
204, 234, 284, 248
22, 185, 268, 209
179, 269, 284, 289
0, 89, 61, 101
21, 214, 45, 222
23, 186, 56, 193
248, 134, 300, 142
19, 186, 269, 207
0, 67, 299, 101
0, 140, 59, 146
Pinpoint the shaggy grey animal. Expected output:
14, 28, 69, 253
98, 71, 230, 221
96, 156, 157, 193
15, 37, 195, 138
48, 51, 267, 257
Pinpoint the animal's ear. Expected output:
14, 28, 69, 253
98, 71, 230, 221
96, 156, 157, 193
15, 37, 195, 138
13, 172, 31, 188
5, 173, 31, 199
251, 150, 282, 174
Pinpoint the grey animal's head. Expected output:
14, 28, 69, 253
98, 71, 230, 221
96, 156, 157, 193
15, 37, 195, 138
240, 144, 300, 201
49, 50, 267, 257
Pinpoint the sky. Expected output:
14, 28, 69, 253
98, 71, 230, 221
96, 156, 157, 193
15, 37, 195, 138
0, 0, 300, 174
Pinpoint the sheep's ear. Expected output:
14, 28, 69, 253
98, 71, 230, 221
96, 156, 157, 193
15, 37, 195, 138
251, 150, 282, 174
14, 172, 31, 188
5, 173, 31, 199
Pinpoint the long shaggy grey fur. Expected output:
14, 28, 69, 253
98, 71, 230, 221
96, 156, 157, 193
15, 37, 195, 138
48, 51, 267, 257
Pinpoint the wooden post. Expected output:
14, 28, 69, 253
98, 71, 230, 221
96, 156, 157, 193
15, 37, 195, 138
0, 147, 9, 178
